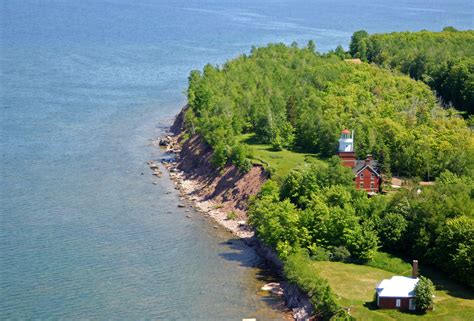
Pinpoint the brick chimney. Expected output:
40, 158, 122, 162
364, 154, 373, 165
412, 260, 419, 278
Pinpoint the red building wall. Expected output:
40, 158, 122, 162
378, 297, 412, 311
338, 152, 356, 168
355, 167, 381, 192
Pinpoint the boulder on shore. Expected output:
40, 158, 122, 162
261, 282, 284, 296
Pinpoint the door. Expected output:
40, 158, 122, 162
395, 299, 401, 308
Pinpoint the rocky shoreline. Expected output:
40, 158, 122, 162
148, 108, 314, 321
156, 134, 255, 238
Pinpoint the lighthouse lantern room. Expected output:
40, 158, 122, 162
338, 129, 354, 152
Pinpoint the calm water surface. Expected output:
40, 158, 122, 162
1, 0, 472, 319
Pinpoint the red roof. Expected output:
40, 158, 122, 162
341, 129, 350, 134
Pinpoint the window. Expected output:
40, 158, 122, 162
360, 173, 364, 179
359, 182, 364, 189
370, 183, 374, 189
409, 299, 416, 311
371, 173, 375, 180
396, 299, 401, 308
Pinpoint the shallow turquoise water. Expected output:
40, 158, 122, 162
1, 0, 472, 319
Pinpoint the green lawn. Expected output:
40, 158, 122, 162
238, 133, 324, 179
312, 261, 474, 320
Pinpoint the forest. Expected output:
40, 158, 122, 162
183, 40, 473, 318
349, 27, 474, 115
186, 43, 473, 180
249, 163, 473, 288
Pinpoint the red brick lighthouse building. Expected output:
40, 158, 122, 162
337, 129, 382, 194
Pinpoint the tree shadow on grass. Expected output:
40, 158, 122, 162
421, 266, 474, 300
240, 133, 263, 145
363, 298, 378, 311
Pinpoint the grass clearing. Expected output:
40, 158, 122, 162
238, 133, 324, 178
312, 261, 474, 320
366, 252, 412, 276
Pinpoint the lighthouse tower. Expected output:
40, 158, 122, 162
338, 129, 356, 168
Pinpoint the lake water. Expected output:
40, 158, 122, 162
1, 0, 472, 319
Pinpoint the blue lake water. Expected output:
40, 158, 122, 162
1, 0, 472, 319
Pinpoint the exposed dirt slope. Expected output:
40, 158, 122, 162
177, 133, 268, 217
170, 105, 186, 135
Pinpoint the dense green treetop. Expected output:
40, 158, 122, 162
186, 43, 473, 179
376, 171, 474, 287
349, 28, 474, 114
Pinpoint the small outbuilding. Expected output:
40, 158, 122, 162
376, 276, 418, 311
375, 260, 420, 311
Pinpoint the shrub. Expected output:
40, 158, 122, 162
238, 158, 253, 173
331, 246, 351, 262
226, 211, 237, 220
330, 309, 356, 321
271, 135, 284, 151
229, 144, 254, 173
309, 244, 331, 261
212, 143, 229, 168
414, 276, 435, 312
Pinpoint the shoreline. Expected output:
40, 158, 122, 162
151, 132, 254, 238
148, 109, 314, 321
165, 159, 255, 239
154, 118, 266, 240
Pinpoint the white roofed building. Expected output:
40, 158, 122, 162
375, 260, 421, 311
376, 276, 418, 311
